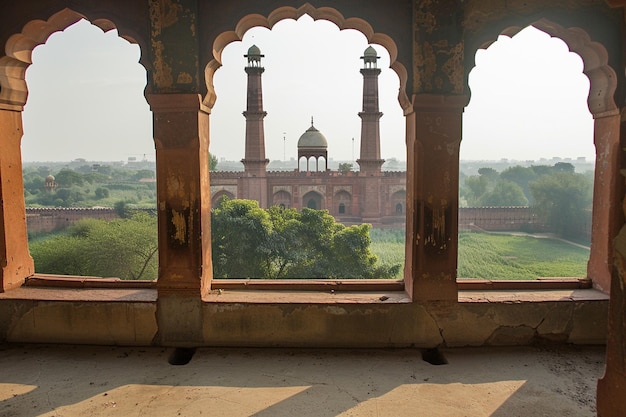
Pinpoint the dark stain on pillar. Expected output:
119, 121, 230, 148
424, 202, 450, 254
167, 204, 190, 248
414, 0, 465, 94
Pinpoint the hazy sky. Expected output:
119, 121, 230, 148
20, 17, 594, 163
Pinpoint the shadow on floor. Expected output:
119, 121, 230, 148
0, 344, 605, 417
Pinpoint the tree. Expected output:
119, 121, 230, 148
553, 162, 575, 173
463, 175, 489, 206
29, 213, 158, 280
95, 187, 110, 199
479, 180, 528, 207
132, 169, 155, 181
209, 153, 218, 171
338, 162, 353, 173
500, 165, 538, 204
54, 168, 84, 188
477, 167, 499, 181
211, 199, 273, 278
211, 199, 400, 279
530, 172, 592, 238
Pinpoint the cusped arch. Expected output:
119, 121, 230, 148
212, 190, 235, 208
204, 3, 409, 113
0, 8, 148, 109
469, 18, 617, 117
273, 190, 292, 208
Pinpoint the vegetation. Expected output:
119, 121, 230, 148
209, 153, 218, 171
457, 232, 588, 279
460, 162, 593, 240
29, 213, 158, 280
211, 199, 400, 279
367, 229, 588, 280
23, 163, 156, 209
338, 162, 353, 173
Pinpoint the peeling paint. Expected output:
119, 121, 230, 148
159, 0, 183, 28
170, 209, 188, 244
177, 72, 193, 84
151, 40, 174, 90
440, 42, 464, 93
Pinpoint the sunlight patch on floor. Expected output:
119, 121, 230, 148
0, 383, 37, 402
47, 384, 311, 417
337, 381, 526, 417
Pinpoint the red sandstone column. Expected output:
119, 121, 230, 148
0, 108, 34, 292
588, 112, 623, 293
597, 225, 626, 416
405, 94, 467, 302
148, 93, 212, 297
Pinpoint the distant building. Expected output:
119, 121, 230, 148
210, 45, 406, 228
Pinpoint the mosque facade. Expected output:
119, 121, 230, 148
210, 45, 406, 228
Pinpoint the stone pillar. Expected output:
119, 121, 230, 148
405, 94, 467, 302
588, 112, 623, 292
148, 93, 211, 345
597, 225, 626, 416
0, 108, 34, 292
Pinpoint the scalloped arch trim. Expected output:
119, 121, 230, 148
204, 3, 410, 114
476, 19, 617, 118
0, 8, 142, 109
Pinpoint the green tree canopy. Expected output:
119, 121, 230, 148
500, 165, 538, 204
29, 213, 158, 280
479, 180, 529, 207
530, 172, 592, 238
463, 175, 489, 206
54, 168, 84, 188
338, 163, 353, 173
209, 153, 218, 171
211, 199, 399, 279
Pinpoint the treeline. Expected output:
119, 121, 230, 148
23, 164, 156, 208
28, 199, 400, 280
460, 162, 593, 239
212, 199, 400, 279
29, 212, 158, 280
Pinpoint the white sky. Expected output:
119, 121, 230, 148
20, 17, 595, 163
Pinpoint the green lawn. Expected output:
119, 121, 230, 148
370, 230, 589, 280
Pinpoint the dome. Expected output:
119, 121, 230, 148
363, 45, 378, 57
361, 46, 379, 64
246, 44, 261, 57
45, 175, 55, 182
297, 123, 328, 148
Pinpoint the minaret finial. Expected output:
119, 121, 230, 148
311, 116, 314, 126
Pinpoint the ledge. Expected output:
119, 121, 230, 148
458, 288, 609, 303
203, 289, 411, 304
0, 286, 157, 302
5, 277, 607, 305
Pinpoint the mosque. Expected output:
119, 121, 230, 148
209, 45, 406, 228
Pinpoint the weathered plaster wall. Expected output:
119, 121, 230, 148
0, 290, 608, 348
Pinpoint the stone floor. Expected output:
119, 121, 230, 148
0, 344, 605, 417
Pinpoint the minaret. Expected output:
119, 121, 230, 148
356, 45, 385, 174
242, 44, 269, 176
357, 46, 385, 226
240, 45, 269, 207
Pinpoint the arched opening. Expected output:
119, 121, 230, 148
390, 190, 405, 217
205, 7, 408, 282
460, 22, 617, 288
212, 190, 235, 208
302, 191, 323, 210
272, 190, 292, 208
335, 190, 352, 216
16, 13, 156, 282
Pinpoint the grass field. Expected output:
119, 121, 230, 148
370, 229, 589, 280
